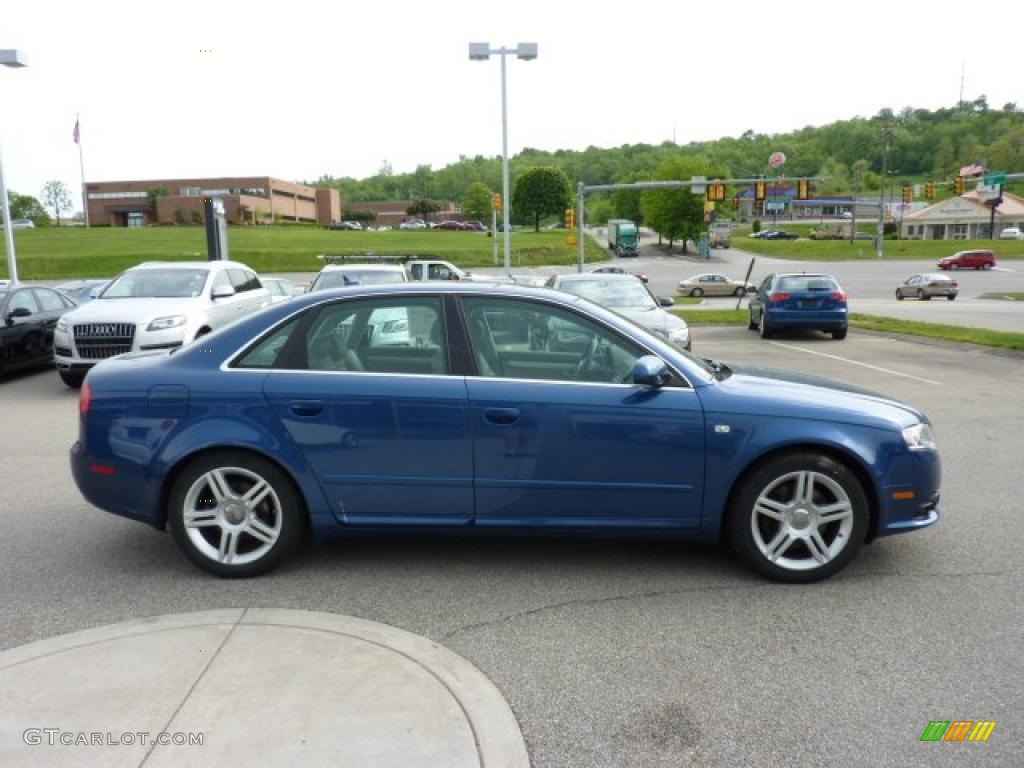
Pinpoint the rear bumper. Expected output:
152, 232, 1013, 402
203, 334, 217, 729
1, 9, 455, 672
765, 309, 848, 329
70, 440, 164, 529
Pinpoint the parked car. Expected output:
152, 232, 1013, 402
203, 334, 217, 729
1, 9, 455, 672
465, 221, 488, 232
434, 220, 474, 231
998, 227, 1022, 240
407, 260, 471, 282
937, 249, 996, 270
678, 273, 756, 298
592, 266, 649, 283
546, 272, 689, 351
327, 221, 361, 231
852, 231, 875, 240
509, 274, 550, 287
54, 279, 111, 304
310, 264, 408, 292
70, 282, 942, 582
748, 273, 848, 340
261, 277, 304, 302
758, 230, 799, 240
1, 284, 77, 375
0, 218, 36, 230
54, 261, 271, 388
896, 274, 958, 301
400, 219, 427, 230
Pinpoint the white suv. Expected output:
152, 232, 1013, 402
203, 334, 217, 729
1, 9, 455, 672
54, 260, 271, 387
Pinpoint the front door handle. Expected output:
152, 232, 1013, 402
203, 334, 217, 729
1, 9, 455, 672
483, 407, 520, 425
289, 400, 324, 417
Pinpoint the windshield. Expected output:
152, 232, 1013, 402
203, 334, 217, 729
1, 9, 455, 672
560, 279, 657, 310
312, 270, 406, 291
102, 269, 209, 299
777, 275, 839, 292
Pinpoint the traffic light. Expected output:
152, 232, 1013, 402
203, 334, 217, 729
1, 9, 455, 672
902, 186, 912, 204
954, 176, 965, 195
493, 192, 503, 211
754, 178, 766, 201
706, 181, 725, 202
796, 179, 810, 200
925, 181, 935, 200
565, 207, 575, 229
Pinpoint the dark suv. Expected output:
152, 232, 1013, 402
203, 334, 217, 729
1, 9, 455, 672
937, 250, 996, 270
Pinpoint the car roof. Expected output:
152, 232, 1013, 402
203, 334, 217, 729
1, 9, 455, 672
130, 261, 251, 271
554, 272, 639, 283
321, 264, 406, 272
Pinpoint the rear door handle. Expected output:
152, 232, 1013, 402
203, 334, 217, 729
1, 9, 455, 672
289, 400, 324, 417
483, 407, 520, 425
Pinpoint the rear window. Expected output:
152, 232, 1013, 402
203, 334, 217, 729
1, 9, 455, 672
776, 276, 839, 292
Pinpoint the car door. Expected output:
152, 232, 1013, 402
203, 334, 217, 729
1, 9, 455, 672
750, 274, 774, 321
460, 296, 705, 528
1, 288, 42, 369
30, 288, 72, 364
259, 294, 473, 525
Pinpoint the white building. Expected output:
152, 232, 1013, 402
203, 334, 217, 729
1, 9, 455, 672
901, 191, 1024, 240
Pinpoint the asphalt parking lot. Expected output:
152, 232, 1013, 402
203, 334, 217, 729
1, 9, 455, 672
0, 327, 1021, 767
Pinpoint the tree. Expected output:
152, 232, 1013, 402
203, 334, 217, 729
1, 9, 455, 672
640, 156, 716, 253
512, 167, 571, 231
462, 182, 494, 222
146, 186, 169, 215
7, 191, 50, 226
41, 180, 73, 226
406, 198, 441, 223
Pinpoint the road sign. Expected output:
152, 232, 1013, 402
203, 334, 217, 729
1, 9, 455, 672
984, 172, 1007, 186
769, 152, 786, 169
691, 176, 706, 195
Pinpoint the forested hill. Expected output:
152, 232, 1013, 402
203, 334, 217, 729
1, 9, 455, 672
313, 99, 1024, 203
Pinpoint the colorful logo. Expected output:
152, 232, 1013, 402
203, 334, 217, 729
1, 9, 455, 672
920, 721, 997, 742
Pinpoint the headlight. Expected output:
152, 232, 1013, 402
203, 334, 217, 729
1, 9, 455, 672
902, 423, 937, 451
56, 319, 69, 332
146, 315, 187, 331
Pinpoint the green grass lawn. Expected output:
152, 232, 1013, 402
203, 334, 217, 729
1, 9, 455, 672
978, 292, 1024, 301
731, 235, 1024, 261
0, 226, 609, 280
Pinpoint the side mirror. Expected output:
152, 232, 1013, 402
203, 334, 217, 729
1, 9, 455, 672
633, 355, 671, 388
6, 306, 31, 324
658, 297, 675, 307
212, 285, 236, 299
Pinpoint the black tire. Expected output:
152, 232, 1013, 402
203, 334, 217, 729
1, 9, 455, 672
759, 311, 774, 339
921, 294, 931, 301
982, 263, 993, 270
896, 290, 904, 301
727, 451, 869, 583
168, 451, 306, 578
748, 309, 758, 330
832, 327, 848, 340
734, 287, 746, 297
947, 294, 956, 301
691, 287, 704, 298
59, 370, 85, 389
916, 289, 924, 300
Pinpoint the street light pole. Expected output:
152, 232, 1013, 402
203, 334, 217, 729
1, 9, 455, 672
0, 49, 27, 284
469, 42, 537, 273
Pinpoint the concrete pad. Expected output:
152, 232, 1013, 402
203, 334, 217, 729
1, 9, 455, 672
0, 610, 528, 768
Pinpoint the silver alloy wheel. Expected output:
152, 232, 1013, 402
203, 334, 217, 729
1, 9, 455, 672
182, 466, 283, 566
749, 470, 854, 572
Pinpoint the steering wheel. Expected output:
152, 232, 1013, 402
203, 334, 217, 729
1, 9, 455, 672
573, 335, 600, 380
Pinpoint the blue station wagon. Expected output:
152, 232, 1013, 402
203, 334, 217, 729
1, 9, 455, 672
71, 283, 940, 582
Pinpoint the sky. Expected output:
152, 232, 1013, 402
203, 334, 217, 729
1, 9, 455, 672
2, 0, 1020, 209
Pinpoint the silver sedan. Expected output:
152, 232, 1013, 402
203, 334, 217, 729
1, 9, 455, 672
896, 273, 958, 301
678, 273, 756, 298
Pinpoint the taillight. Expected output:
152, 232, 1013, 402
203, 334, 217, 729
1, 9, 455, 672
831, 291, 847, 301
79, 380, 91, 416
769, 292, 791, 303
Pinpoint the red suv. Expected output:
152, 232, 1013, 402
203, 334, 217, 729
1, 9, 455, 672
937, 250, 997, 270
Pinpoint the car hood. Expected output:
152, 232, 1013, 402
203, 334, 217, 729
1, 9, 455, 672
63, 297, 207, 323
615, 306, 687, 334
705, 364, 926, 429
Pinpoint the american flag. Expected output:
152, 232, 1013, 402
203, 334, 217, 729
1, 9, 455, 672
73, 118, 80, 144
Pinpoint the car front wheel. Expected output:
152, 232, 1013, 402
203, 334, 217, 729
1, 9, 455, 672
690, 288, 704, 297
759, 311, 773, 339
896, 290, 904, 300
168, 451, 306, 577
728, 452, 868, 582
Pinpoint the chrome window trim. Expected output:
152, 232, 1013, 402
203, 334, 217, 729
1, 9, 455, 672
217, 289, 699, 388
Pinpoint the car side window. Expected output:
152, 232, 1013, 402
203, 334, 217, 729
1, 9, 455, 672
33, 288, 66, 312
461, 297, 647, 385
759, 276, 773, 293
7, 290, 38, 314
300, 297, 447, 375
212, 271, 233, 295
228, 269, 252, 292
235, 316, 304, 369
244, 271, 262, 291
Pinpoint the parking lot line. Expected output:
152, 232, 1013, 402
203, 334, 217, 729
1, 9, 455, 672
766, 341, 945, 386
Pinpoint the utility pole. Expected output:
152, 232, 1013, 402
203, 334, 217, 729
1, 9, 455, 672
876, 128, 891, 259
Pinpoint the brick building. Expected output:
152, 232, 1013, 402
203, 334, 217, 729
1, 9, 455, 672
85, 177, 340, 227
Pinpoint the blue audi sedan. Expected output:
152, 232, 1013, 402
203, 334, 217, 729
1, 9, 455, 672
71, 283, 940, 581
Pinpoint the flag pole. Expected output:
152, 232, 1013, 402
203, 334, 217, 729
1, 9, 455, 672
75, 113, 89, 228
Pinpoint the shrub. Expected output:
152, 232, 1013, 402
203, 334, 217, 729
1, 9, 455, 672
752, 219, 761, 234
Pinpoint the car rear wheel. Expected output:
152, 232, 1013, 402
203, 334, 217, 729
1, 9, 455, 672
831, 327, 848, 340
733, 287, 745, 297
727, 452, 868, 582
947, 295, 956, 301
748, 309, 758, 330
59, 371, 85, 388
921, 293, 931, 301
168, 451, 306, 578
690, 288, 704, 298
983, 263, 993, 270
896, 290, 904, 300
